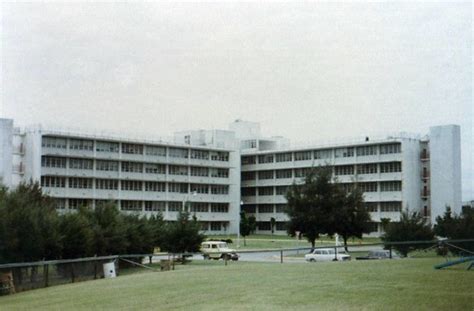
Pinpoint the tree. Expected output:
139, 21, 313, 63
60, 208, 94, 259
333, 186, 371, 251
434, 206, 474, 254
382, 210, 434, 257
285, 167, 338, 248
0, 181, 62, 263
161, 210, 205, 255
240, 212, 256, 246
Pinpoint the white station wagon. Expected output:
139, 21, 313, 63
305, 248, 351, 262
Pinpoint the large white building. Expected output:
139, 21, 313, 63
0, 118, 462, 236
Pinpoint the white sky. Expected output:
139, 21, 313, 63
1, 1, 472, 199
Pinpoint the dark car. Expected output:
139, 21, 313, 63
356, 250, 400, 260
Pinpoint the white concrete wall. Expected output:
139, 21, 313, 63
401, 138, 422, 214
0, 119, 14, 188
429, 125, 462, 222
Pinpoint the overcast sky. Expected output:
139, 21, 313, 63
1, 2, 472, 199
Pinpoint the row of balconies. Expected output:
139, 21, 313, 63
241, 192, 403, 205
42, 148, 231, 168
43, 187, 233, 202
41, 168, 231, 184
241, 153, 403, 171
241, 172, 403, 187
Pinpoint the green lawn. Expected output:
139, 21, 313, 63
2, 258, 473, 310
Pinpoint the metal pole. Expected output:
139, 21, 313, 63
334, 247, 338, 261
389, 246, 392, 259
280, 250, 283, 263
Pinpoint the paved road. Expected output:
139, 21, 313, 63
149, 245, 385, 264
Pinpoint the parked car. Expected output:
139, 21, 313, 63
305, 248, 351, 262
356, 250, 401, 260
201, 241, 239, 261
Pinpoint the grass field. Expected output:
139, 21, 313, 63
1, 258, 473, 310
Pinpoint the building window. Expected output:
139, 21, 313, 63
41, 176, 66, 188
210, 168, 229, 178
276, 153, 292, 162
169, 147, 188, 158
335, 147, 354, 158
365, 202, 378, 212
242, 205, 256, 213
169, 165, 188, 176
210, 222, 221, 231
168, 183, 188, 193
258, 205, 274, 213
68, 199, 91, 209
241, 172, 256, 181
42, 136, 67, 149
121, 162, 143, 173
168, 202, 182, 212
356, 145, 377, 156
367, 222, 378, 233
191, 149, 209, 160
190, 203, 208, 213
275, 186, 289, 195
121, 200, 142, 211
294, 151, 312, 161
380, 181, 402, 192
380, 143, 401, 154
122, 143, 143, 155
41, 156, 67, 168
69, 139, 93, 151
258, 170, 274, 180
69, 158, 93, 170
275, 204, 287, 213
145, 181, 166, 192
357, 164, 377, 175
275, 169, 292, 179
96, 160, 119, 171
145, 201, 166, 212
211, 151, 229, 162
55, 198, 66, 210
145, 145, 166, 156
276, 222, 287, 231
96, 179, 118, 190
242, 156, 256, 165
295, 168, 312, 178
358, 182, 377, 192
258, 187, 274, 196
241, 187, 256, 196
96, 141, 119, 153
190, 184, 209, 194
210, 185, 228, 195
191, 166, 209, 177
335, 165, 354, 176
144, 163, 166, 174
257, 222, 271, 230
211, 203, 228, 213
380, 201, 402, 212
121, 180, 143, 191
258, 154, 274, 164
314, 149, 332, 159
68, 178, 93, 189
380, 162, 402, 173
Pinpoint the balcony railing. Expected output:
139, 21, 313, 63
420, 151, 430, 160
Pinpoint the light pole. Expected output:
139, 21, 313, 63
237, 200, 243, 248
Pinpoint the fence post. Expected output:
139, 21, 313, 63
334, 247, 338, 261
70, 263, 75, 283
280, 250, 283, 263
44, 265, 49, 287
149, 256, 152, 265
389, 246, 393, 259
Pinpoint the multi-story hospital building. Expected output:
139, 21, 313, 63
0, 118, 462, 236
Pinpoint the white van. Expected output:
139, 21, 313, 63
201, 241, 239, 261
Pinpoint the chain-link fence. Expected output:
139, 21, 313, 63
0, 254, 153, 294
